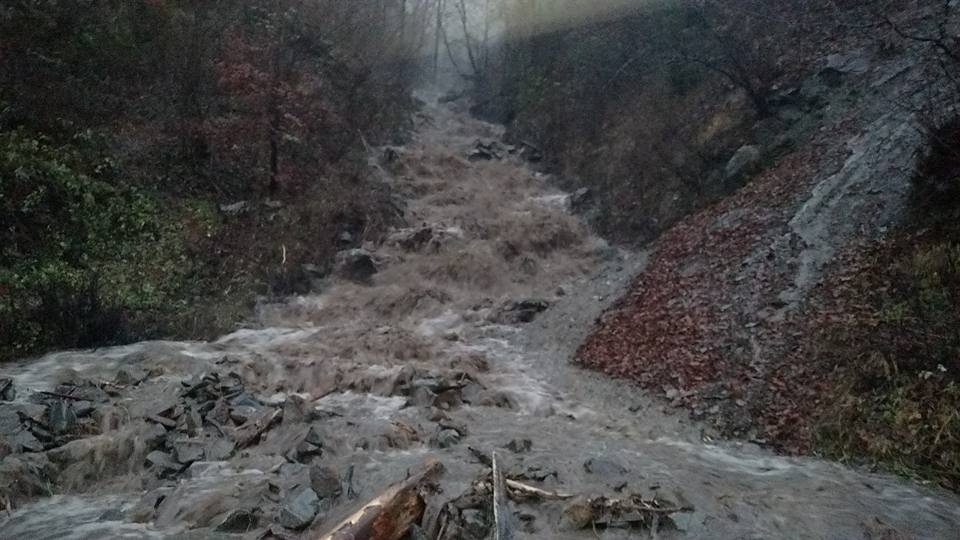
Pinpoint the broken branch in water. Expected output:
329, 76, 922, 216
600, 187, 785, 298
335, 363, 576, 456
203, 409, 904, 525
561, 493, 694, 531
316, 460, 444, 540
492, 451, 512, 540
505, 479, 573, 502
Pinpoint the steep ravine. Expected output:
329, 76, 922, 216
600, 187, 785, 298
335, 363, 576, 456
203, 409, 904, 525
1, 91, 959, 539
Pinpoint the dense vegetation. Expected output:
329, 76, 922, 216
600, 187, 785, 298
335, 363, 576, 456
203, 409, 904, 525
0, 0, 431, 360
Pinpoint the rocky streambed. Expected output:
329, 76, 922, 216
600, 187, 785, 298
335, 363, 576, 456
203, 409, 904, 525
2, 92, 959, 540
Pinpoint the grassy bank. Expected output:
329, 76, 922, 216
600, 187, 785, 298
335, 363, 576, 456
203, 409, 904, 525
813, 121, 960, 491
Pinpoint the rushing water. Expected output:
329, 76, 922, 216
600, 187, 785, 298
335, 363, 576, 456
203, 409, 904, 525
2, 91, 959, 540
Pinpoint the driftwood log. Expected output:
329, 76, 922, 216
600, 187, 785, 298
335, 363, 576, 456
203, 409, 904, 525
317, 460, 445, 540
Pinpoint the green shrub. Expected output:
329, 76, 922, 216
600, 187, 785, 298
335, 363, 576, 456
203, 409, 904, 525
0, 129, 189, 359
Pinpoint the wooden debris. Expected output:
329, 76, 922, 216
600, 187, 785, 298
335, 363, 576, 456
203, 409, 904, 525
561, 493, 693, 531
492, 452, 512, 540
317, 460, 444, 540
233, 408, 281, 449
505, 479, 573, 502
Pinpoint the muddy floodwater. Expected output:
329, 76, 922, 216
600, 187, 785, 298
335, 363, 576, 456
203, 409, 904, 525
2, 92, 959, 540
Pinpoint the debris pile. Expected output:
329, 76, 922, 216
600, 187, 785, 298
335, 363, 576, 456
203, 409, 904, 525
430, 451, 692, 539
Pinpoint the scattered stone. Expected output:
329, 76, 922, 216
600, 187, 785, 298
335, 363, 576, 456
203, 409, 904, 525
229, 405, 260, 425
309, 465, 342, 499
504, 439, 532, 454
278, 485, 320, 530
13, 429, 44, 453
461, 508, 490, 539
383, 146, 401, 164
439, 89, 467, 103
509, 464, 557, 483
282, 394, 315, 425
492, 299, 550, 324
114, 368, 146, 387
333, 248, 378, 283
220, 201, 249, 215
724, 145, 762, 181
459, 382, 484, 404
583, 457, 628, 477
824, 49, 870, 75
47, 400, 77, 434
229, 392, 262, 409
215, 509, 259, 533
146, 451, 182, 473
97, 508, 125, 522
433, 389, 463, 410
205, 438, 236, 461
468, 140, 504, 161
0, 378, 15, 401
172, 439, 205, 464
73, 401, 95, 418
390, 227, 434, 251
143, 423, 168, 449
409, 524, 430, 540
407, 386, 437, 408
569, 187, 592, 212
432, 428, 462, 449
0, 454, 53, 504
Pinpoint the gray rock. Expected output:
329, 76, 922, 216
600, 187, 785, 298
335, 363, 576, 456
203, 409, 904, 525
47, 400, 77, 434
229, 405, 260, 424
389, 227, 434, 252
278, 485, 319, 530
13, 429, 44, 453
724, 145, 762, 181
143, 423, 168, 449
407, 385, 437, 408
73, 401, 95, 418
492, 299, 550, 324
825, 50, 870, 75
309, 465, 342, 499
504, 439, 532, 453
409, 525, 430, 540
146, 451, 182, 472
215, 509, 259, 533
432, 428, 462, 449
97, 508, 125, 522
584, 456, 628, 477
172, 439, 204, 465
569, 187, 592, 212
461, 509, 489, 539
333, 249, 378, 283
219, 201, 249, 216
204, 438, 235, 461
0, 378, 15, 401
